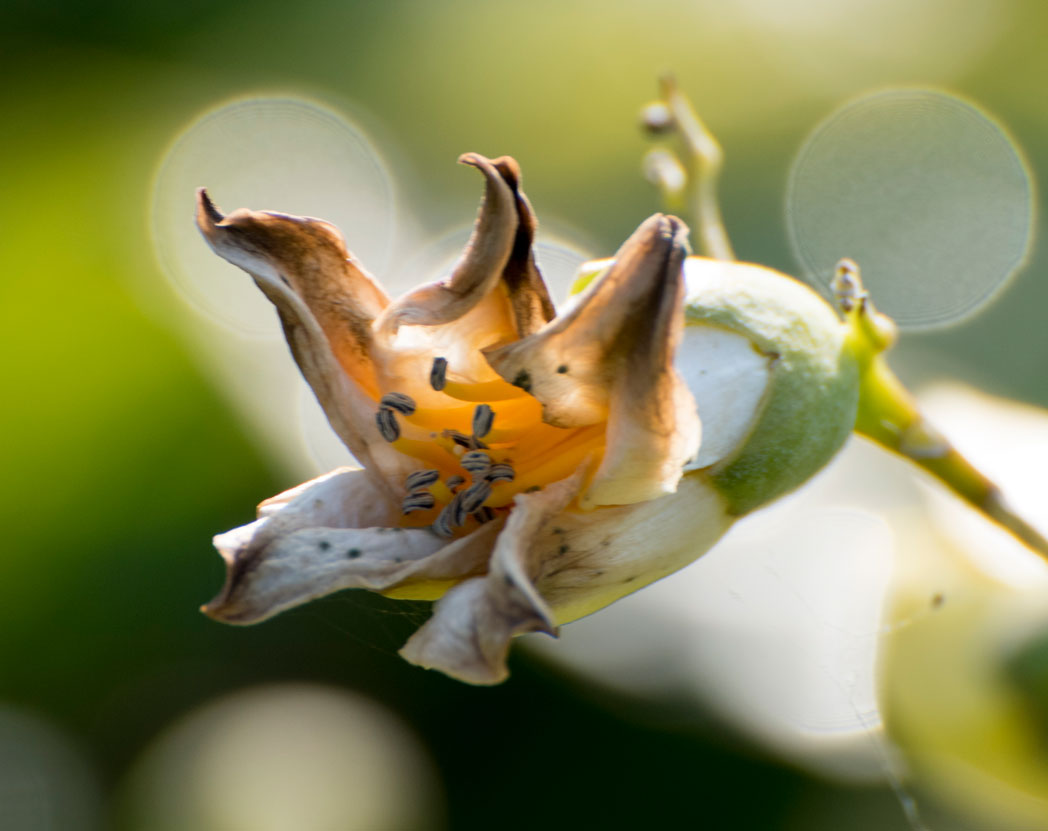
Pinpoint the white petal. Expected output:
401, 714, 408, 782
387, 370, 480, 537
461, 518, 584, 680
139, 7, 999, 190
536, 473, 734, 624
675, 324, 770, 470
204, 468, 501, 624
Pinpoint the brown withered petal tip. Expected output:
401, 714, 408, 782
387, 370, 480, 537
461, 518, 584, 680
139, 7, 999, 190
196, 188, 225, 224
457, 152, 485, 169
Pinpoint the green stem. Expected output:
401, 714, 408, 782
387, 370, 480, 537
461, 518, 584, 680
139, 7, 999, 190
840, 261, 1048, 559
642, 76, 735, 261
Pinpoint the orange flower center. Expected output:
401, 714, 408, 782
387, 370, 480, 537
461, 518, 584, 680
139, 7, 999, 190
377, 356, 605, 537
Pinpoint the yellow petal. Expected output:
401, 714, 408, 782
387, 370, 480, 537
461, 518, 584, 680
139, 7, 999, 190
489, 155, 557, 338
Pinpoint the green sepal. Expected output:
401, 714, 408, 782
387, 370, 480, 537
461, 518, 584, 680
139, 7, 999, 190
681, 258, 859, 515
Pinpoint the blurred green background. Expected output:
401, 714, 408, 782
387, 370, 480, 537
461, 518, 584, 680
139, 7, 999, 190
3, 0, 1048, 828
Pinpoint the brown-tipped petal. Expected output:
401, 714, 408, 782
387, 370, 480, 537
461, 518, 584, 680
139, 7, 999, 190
488, 156, 556, 337
484, 213, 693, 424
374, 154, 518, 335
196, 190, 389, 389
399, 468, 585, 684
370, 155, 557, 391
196, 192, 415, 492
582, 219, 699, 507
486, 213, 699, 506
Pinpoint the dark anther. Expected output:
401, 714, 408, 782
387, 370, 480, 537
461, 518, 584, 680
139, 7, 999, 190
380, 392, 417, 415
446, 429, 488, 450
430, 357, 448, 391
449, 492, 468, 527
376, 407, 400, 442
461, 450, 492, 477
431, 506, 454, 539
405, 469, 440, 491
486, 463, 516, 483
434, 493, 467, 531
472, 404, 495, 439
459, 481, 491, 514
402, 492, 437, 513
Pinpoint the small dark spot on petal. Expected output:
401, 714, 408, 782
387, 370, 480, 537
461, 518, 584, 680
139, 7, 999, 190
558, 544, 569, 555
525, 485, 541, 493
601, 537, 611, 547
346, 548, 362, 559
625, 575, 637, 583
552, 527, 564, 535
556, 364, 568, 374
931, 592, 945, 609
512, 369, 532, 392
503, 575, 515, 587
318, 540, 331, 551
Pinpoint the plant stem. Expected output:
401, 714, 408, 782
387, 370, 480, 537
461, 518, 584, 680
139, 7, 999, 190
642, 76, 735, 261
838, 260, 1048, 559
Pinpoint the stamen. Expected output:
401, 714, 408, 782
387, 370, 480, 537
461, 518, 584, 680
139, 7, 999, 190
376, 407, 400, 442
445, 429, 488, 450
405, 469, 440, 491
460, 451, 492, 477
430, 357, 448, 391
472, 404, 495, 439
433, 491, 469, 531
431, 502, 455, 538
486, 463, 516, 483
380, 392, 417, 415
445, 475, 465, 491
449, 492, 469, 527
459, 481, 492, 514
402, 492, 436, 513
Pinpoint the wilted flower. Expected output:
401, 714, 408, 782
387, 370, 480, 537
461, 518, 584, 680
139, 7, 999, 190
196, 153, 858, 683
